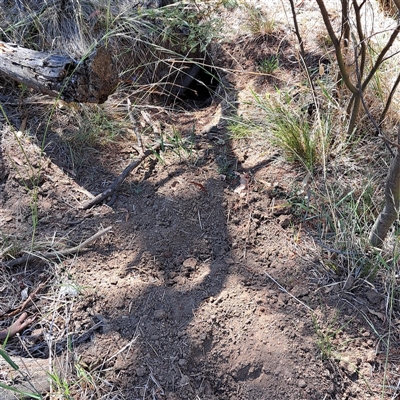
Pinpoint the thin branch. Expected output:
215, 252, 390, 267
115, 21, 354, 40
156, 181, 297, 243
340, 0, 350, 48
288, 0, 305, 59
379, 72, 400, 125
369, 126, 400, 247
0, 280, 49, 320
352, 0, 367, 79
315, 0, 358, 94
361, 23, 400, 92
127, 98, 144, 155
352, 35, 397, 155
346, 1, 367, 135
0, 313, 36, 340
80, 143, 161, 209
264, 271, 313, 312
2, 226, 112, 267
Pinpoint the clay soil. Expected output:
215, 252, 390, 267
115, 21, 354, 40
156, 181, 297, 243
1, 2, 400, 400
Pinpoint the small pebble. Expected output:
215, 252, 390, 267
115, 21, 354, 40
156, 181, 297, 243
136, 367, 147, 377
154, 309, 167, 320
298, 379, 307, 388
183, 258, 197, 269
179, 375, 190, 386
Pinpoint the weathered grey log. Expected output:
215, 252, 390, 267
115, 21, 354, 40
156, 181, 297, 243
0, 355, 50, 400
0, 41, 117, 103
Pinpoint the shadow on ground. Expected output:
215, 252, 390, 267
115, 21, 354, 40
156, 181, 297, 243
0, 33, 392, 400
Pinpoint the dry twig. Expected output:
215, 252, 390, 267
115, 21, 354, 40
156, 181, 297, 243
127, 98, 144, 154
264, 271, 313, 312
80, 144, 161, 209
2, 226, 112, 267
1, 280, 48, 320
0, 312, 36, 339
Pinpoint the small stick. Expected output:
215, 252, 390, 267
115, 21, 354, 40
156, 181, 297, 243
141, 110, 160, 134
80, 144, 161, 209
264, 271, 313, 312
313, 237, 360, 256
0, 312, 36, 339
2, 226, 112, 268
127, 98, 144, 154
1, 279, 48, 319
198, 209, 203, 230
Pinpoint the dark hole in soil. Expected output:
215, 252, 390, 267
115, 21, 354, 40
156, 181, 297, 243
176, 64, 219, 109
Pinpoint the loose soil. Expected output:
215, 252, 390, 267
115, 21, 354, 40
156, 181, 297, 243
1, 1, 399, 399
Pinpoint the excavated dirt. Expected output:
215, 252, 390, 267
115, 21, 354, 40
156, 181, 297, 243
1, 1, 400, 399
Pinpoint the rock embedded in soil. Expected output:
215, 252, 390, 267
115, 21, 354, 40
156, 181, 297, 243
298, 379, 307, 388
154, 309, 167, 320
136, 366, 147, 377
183, 257, 198, 269
178, 358, 187, 366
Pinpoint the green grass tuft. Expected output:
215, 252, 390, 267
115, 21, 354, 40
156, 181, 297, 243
252, 89, 332, 172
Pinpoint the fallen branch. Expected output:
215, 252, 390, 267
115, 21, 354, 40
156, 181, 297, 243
0, 42, 117, 103
127, 99, 144, 155
80, 144, 161, 209
2, 226, 112, 267
0, 312, 36, 339
1, 280, 49, 320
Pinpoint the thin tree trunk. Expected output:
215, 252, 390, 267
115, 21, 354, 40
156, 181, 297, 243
341, 0, 350, 48
288, 0, 305, 59
369, 126, 400, 247
0, 41, 117, 103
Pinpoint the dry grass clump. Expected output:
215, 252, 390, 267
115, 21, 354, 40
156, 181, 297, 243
242, 1, 275, 38
376, 0, 399, 17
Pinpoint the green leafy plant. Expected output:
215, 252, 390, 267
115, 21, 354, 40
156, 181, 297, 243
312, 313, 353, 360
257, 55, 279, 74
162, 127, 195, 161
312, 315, 337, 360
62, 103, 125, 148
48, 371, 73, 399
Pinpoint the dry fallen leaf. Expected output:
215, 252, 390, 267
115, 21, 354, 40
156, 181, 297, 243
11, 156, 23, 166
21, 287, 29, 301
19, 117, 27, 134
188, 181, 207, 192
368, 307, 385, 321
234, 173, 249, 196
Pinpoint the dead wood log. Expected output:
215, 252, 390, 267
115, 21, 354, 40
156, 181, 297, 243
0, 41, 117, 103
